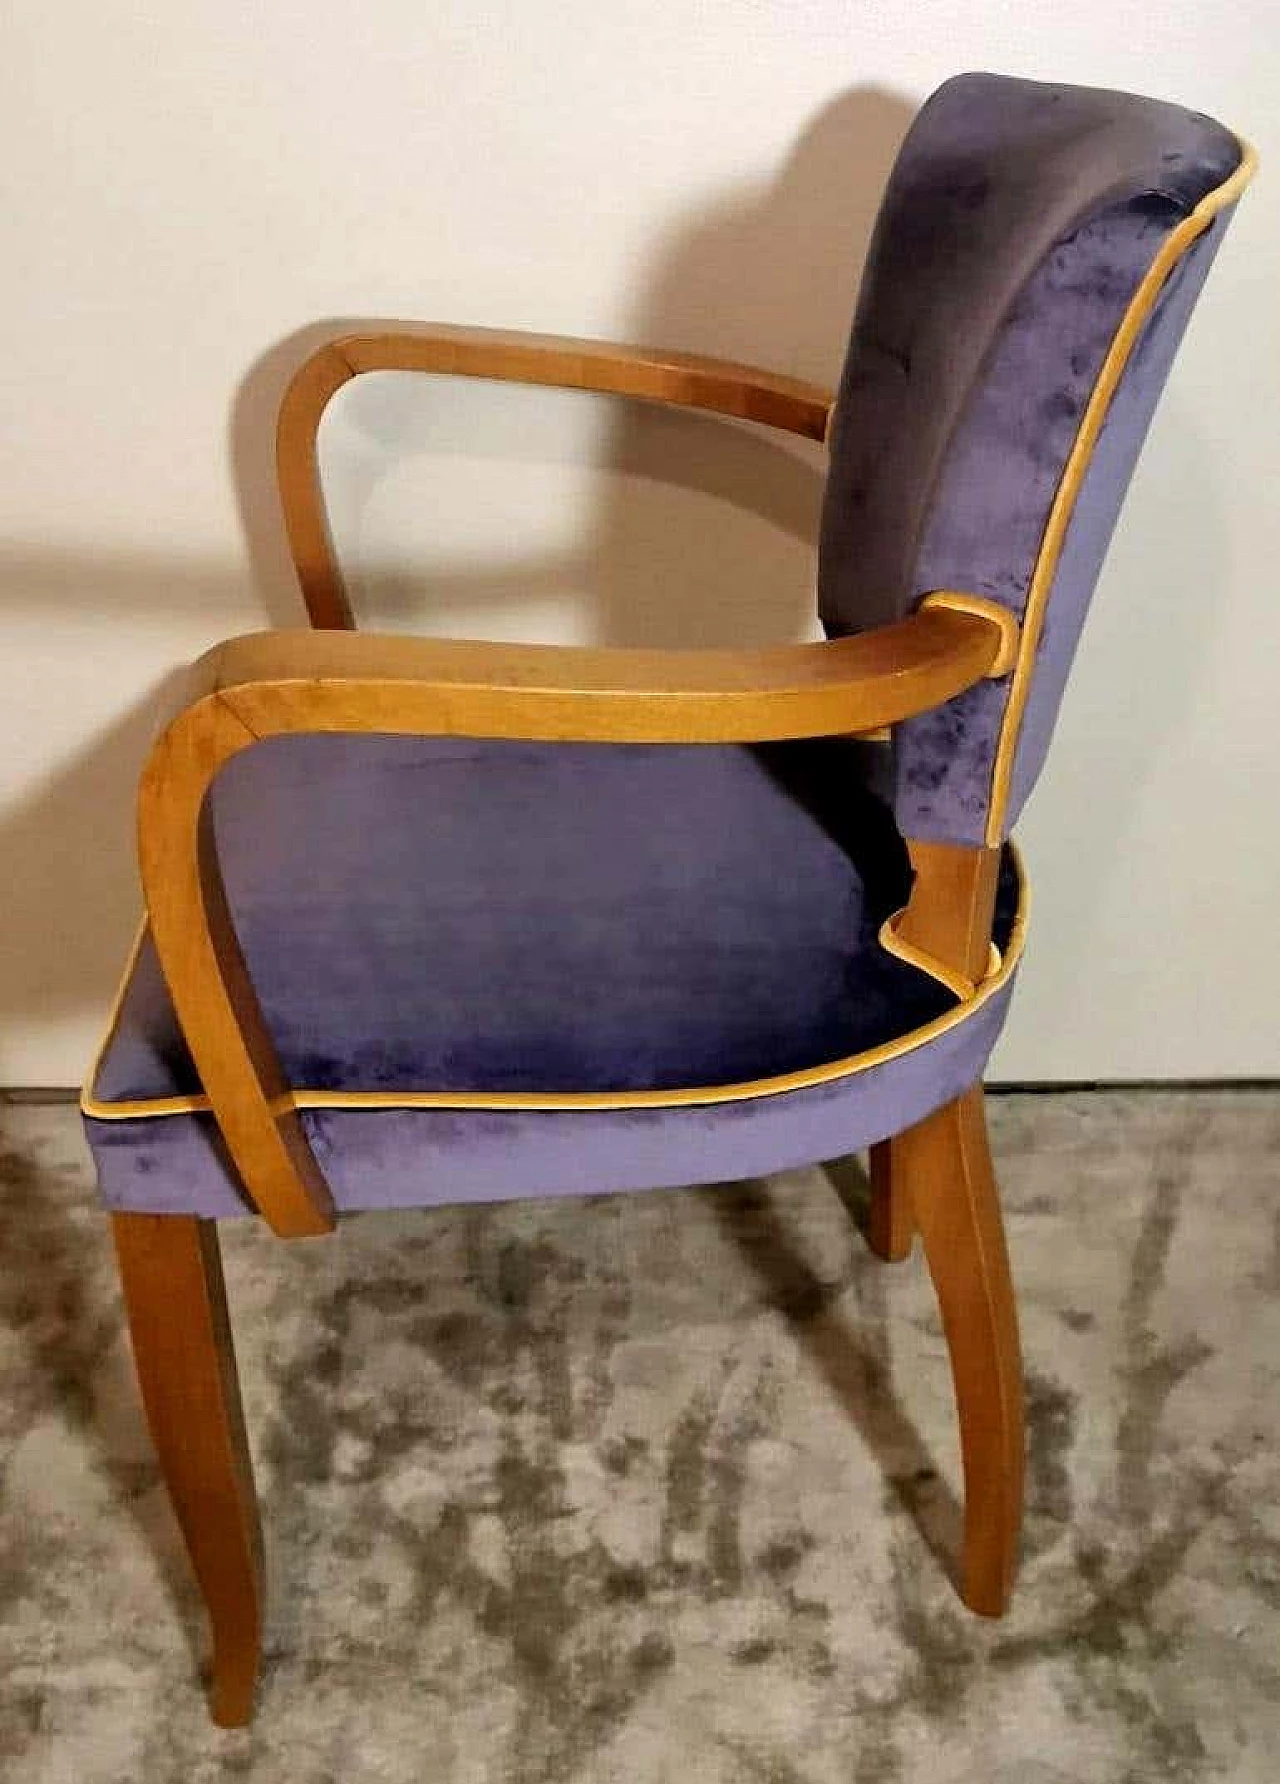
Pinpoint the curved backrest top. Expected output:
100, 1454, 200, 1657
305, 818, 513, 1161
819, 72, 1250, 845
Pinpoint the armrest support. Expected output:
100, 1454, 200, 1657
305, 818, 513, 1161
137, 605, 1008, 1238
276, 322, 833, 628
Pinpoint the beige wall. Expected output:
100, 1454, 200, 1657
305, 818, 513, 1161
3, 4, 1278, 1085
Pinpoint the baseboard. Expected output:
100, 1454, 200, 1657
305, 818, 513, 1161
988, 1078, 1280, 1094
0, 1087, 81, 1105
3, 1079, 1277, 1109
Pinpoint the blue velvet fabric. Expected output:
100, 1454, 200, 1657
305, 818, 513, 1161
819, 72, 1241, 843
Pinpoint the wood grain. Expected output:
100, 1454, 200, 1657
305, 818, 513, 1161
863, 838, 1023, 1611
137, 691, 336, 1237
866, 1138, 915, 1262
865, 839, 1001, 1261
895, 839, 1002, 986
895, 1083, 1025, 1615
275, 323, 833, 629
112, 1213, 264, 1724
203, 605, 1005, 744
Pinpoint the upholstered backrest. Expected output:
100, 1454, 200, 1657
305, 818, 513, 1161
819, 73, 1246, 846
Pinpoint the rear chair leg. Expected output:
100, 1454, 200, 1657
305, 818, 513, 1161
892, 1084, 1025, 1614
866, 1137, 916, 1260
112, 1213, 264, 1726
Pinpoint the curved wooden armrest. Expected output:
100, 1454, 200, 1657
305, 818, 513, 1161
204, 604, 1003, 744
277, 322, 834, 628
140, 602, 1009, 1239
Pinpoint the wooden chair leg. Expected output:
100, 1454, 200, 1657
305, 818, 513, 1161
112, 1213, 264, 1726
894, 1083, 1024, 1615
866, 1138, 915, 1260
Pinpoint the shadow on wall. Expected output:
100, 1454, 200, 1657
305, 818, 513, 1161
251, 86, 916, 648
0, 609, 213, 1072
0, 86, 914, 1072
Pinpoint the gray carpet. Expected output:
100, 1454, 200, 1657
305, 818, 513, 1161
2, 1091, 1278, 1782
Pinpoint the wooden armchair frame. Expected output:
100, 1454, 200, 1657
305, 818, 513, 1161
114, 326, 1024, 1724
143, 324, 1018, 1242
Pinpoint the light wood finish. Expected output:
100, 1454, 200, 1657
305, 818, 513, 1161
275, 323, 833, 629
863, 837, 1024, 1609
896, 1083, 1024, 1613
135, 612, 1008, 1237
917, 591, 1020, 677
215, 607, 1003, 744
984, 138, 1256, 845
896, 839, 1002, 986
865, 840, 1000, 1261
866, 1138, 915, 1261
112, 1213, 264, 1725
138, 693, 336, 1238
863, 841, 999, 1258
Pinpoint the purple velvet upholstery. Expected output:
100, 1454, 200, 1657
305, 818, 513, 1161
84, 734, 1023, 1217
95, 735, 952, 1103
86, 954, 1018, 1219
819, 72, 1241, 843
84, 72, 1242, 1221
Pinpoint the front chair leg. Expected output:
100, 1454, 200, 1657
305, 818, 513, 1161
112, 1213, 264, 1726
894, 1084, 1024, 1615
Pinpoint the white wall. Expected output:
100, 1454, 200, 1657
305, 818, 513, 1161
3, 2, 1277, 1085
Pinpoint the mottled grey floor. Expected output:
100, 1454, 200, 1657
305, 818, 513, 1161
2, 1093, 1279, 1783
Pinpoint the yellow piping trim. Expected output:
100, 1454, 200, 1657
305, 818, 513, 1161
876, 912, 976, 1000
80, 847, 1029, 1123
918, 592, 1019, 677
80, 917, 151, 1110
984, 136, 1258, 847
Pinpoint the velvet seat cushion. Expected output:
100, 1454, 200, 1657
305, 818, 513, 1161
85, 972, 1017, 1219
85, 735, 1027, 1218
91, 733, 967, 1108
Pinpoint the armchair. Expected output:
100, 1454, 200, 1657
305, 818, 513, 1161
82, 72, 1253, 1725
